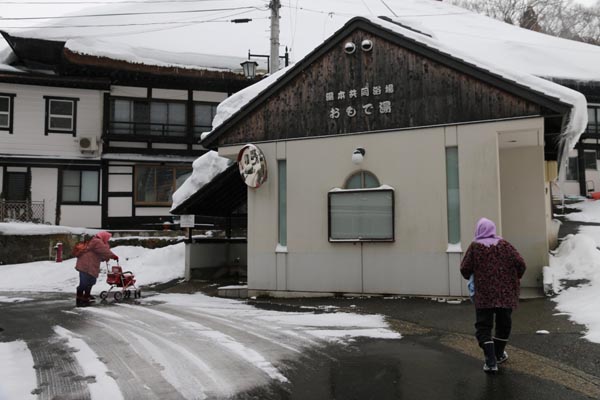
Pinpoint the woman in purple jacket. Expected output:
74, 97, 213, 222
75, 231, 118, 307
460, 218, 526, 374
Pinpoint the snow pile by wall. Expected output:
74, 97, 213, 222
545, 233, 600, 343
0, 222, 100, 236
170, 151, 232, 212
564, 200, 600, 223
0, 242, 185, 292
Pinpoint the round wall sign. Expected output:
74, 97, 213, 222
237, 144, 268, 188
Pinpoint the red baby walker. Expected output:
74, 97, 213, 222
99, 262, 141, 302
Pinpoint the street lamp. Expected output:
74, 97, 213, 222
242, 47, 290, 79
240, 60, 259, 79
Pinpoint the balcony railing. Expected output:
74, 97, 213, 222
107, 121, 213, 139
0, 200, 45, 223
108, 121, 187, 137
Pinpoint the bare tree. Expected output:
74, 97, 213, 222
449, 0, 600, 44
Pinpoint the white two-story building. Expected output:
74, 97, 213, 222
0, 32, 257, 229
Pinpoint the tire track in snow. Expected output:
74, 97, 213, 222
81, 306, 254, 398
53, 326, 124, 400
118, 304, 289, 383
75, 318, 179, 400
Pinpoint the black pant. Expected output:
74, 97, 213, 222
475, 308, 512, 346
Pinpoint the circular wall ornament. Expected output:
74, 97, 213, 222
237, 144, 268, 188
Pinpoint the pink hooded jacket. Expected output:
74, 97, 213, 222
75, 231, 117, 278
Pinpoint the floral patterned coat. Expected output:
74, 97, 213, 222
460, 240, 526, 309
75, 237, 117, 278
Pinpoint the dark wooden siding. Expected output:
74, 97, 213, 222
218, 29, 542, 146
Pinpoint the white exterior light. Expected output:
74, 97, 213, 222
352, 147, 366, 164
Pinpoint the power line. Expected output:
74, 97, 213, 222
0, 16, 269, 30
0, 6, 266, 20
0, 0, 256, 3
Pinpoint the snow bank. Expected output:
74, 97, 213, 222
0, 243, 185, 292
170, 151, 232, 211
0, 341, 37, 400
0, 222, 100, 236
545, 234, 600, 343
565, 199, 600, 223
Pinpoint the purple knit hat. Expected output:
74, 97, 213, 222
474, 217, 502, 247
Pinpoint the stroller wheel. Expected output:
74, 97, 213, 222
124, 290, 131, 299
135, 289, 142, 299
99, 291, 108, 300
114, 292, 123, 302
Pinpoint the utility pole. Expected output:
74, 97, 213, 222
269, 0, 281, 74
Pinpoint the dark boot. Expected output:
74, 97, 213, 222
76, 289, 89, 307
83, 289, 95, 304
482, 341, 498, 373
494, 338, 508, 364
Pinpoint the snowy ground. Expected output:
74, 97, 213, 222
545, 199, 600, 344
0, 230, 401, 399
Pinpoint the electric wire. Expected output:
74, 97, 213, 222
0, 6, 266, 20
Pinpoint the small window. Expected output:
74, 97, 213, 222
587, 107, 599, 135
45, 97, 78, 135
584, 151, 597, 170
135, 165, 192, 206
345, 171, 380, 189
5, 171, 28, 201
0, 93, 16, 133
62, 170, 99, 204
194, 102, 218, 137
566, 157, 579, 181
328, 188, 394, 242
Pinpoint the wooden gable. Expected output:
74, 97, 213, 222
207, 19, 569, 148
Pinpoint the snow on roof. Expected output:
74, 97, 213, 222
65, 38, 250, 73
203, 14, 588, 157
170, 150, 232, 212
3, 1, 600, 81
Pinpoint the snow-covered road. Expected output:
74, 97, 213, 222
0, 292, 400, 400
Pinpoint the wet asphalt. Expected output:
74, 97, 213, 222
1, 220, 600, 399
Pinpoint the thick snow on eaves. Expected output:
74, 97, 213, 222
209, 66, 292, 135
66, 38, 248, 73
170, 151, 232, 212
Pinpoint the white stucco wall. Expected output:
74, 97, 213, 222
0, 82, 104, 158
60, 205, 101, 228
239, 117, 547, 296
30, 168, 58, 224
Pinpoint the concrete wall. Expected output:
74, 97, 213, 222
185, 240, 247, 280
234, 117, 546, 296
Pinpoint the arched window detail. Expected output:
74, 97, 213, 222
344, 171, 380, 189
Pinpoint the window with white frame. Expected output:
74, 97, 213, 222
45, 97, 77, 135
62, 170, 99, 204
0, 93, 15, 133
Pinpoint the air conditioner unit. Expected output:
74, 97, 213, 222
78, 137, 98, 153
